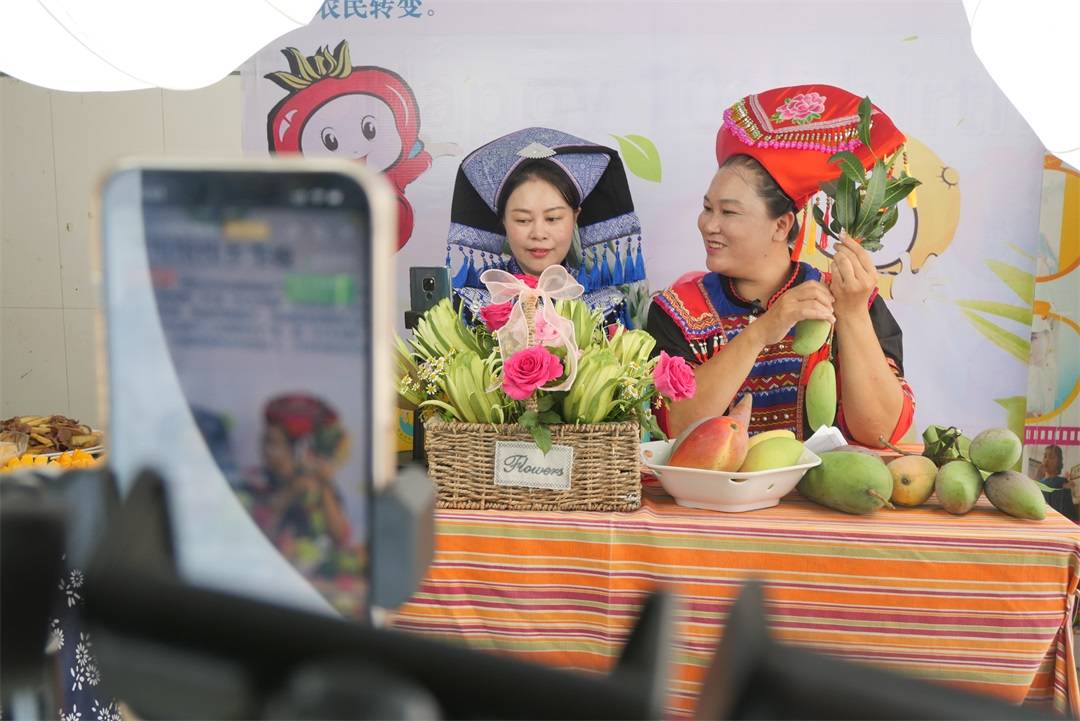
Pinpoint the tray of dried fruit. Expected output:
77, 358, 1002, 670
1, 415, 106, 471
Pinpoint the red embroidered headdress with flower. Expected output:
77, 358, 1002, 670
716, 84, 906, 208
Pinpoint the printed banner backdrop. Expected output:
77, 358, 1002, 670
242, 0, 1047, 440
1023, 157, 1080, 510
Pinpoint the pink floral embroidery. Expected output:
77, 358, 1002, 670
772, 92, 827, 126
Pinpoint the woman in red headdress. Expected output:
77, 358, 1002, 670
647, 85, 915, 446
240, 394, 358, 579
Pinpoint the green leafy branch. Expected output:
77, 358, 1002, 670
813, 97, 921, 252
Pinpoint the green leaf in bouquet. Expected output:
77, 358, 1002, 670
419, 398, 461, 421
536, 395, 555, 413
881, 176, 921, 210
857, 96, 873, 150
530, 425, 553, 455
854, 160, 887, 240
885, 144, 904, 175
562, 348, 621, 423
467, 392, 496, 425
538, 410, 562, 425
861, 238, 884, 253
828, 151, 869, 187
863, 226, 884, 246
413, 298, 482, 359
879, 204, 900, 236
519, 409, 539, 428
829, 213, 843, 236
608, 328, 656, 367
556, 298, 599, 350
835, 175, 857, 230
394, 335, 425, 406
581, 376, 623, 423
445, 350, 503, 423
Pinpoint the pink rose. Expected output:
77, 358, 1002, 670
480, 301, 513, 331
513, 273, 539, 289
503, 346, 564, 401
653, 351, 696, 401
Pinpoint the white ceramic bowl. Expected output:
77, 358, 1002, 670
639, 440, 822, 513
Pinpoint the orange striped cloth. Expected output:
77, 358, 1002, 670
391, 484, 1080, 718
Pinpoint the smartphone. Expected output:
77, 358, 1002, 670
95, 158, 395, 622
408, 266, 452, 315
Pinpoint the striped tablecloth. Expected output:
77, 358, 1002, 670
391, 483, 1080, 717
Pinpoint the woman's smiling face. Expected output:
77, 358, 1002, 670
698, 166, 788, 276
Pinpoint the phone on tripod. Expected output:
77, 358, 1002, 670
406, 266, 452, 329
97, 158, 396, 622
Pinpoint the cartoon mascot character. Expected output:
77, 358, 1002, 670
266, 40, 456, 250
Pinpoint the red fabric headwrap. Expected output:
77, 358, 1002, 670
715, 84, 906, 207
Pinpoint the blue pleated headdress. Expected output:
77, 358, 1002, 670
446, 127, 649, 328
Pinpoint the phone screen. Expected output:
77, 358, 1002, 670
101, 166, 379, 621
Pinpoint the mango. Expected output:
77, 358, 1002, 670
805, 360, 836, 431
969, 428, 1022, 473
887, 455, 938, 507
739, 437, 805, 472
934, 460, 982, 514
747, 429, 797, 450
729, 393, 752, 429
797, 451, 894, 514
669, 415, 749, 473
832, 444, 878, 456
792, 318, 831, 356
985, 470, 1047, 521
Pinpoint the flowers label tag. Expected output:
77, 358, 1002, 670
494, 441, 574, 490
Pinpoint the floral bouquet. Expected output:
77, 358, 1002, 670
397, 265, 695, 454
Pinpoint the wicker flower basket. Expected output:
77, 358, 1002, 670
424, 418, 642, 511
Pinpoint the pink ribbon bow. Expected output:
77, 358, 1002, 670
480, 265, 585, 393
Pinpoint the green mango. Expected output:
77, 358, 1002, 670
934, 460, 982, 515
832, 444, 878, 456
969, 428, 1022, 473
985, 470, 1047, 521
797, 451, 894, 514
805, 360, 836, 431
739, 437, 805, 472
792, 319, 831, 356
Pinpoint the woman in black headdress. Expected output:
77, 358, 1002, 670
445, 127, 650, 328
